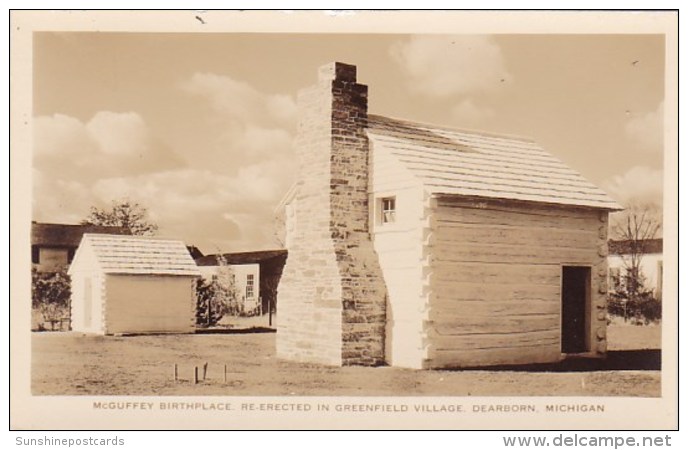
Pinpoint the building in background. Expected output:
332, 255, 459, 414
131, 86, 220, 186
195, 249, 287, 315
608, 238, 663, 301
31, 222, 129, 273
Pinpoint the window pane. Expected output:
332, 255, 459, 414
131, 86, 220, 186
381, 197, 396, 224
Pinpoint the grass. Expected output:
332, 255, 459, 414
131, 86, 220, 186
31, 323, 661, 397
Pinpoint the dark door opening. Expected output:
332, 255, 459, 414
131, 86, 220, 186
561, 266, 591, 354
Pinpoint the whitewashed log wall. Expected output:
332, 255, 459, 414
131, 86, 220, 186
423, 196, 609, 368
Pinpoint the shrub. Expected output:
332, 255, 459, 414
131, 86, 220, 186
195, 277, 240, 327
31, 268, 71, 331
608, 290, 661, 325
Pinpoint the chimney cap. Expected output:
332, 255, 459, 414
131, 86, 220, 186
318, 62, 357, 82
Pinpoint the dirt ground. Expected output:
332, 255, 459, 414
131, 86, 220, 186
31, 323, 661, 397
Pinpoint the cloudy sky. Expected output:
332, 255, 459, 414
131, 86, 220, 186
32, 32, 665, 253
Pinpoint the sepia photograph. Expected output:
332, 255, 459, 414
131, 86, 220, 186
9, 10, 677, 430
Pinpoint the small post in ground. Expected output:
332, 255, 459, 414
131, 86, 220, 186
223, 364, 227, 383
203, 362, 208, 380
194, 366, 199, 384
173, 363, 178, 382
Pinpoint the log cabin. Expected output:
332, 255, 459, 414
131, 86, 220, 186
276, 62, 622, 369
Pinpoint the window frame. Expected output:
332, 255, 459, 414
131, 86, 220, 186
380, 196, 397, 225
246, 273, 255, 299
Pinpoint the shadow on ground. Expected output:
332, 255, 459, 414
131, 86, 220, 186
195, 326, 276, 335
458, 350, 661, 372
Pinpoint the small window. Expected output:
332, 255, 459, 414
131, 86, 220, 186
246, 274, 255, 298
381, 197, 396, 224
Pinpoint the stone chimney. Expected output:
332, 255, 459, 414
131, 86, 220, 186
276, 62, 388, 366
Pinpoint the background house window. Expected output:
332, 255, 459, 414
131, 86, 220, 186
246, 274, 254, 298
381, 197, 396, 224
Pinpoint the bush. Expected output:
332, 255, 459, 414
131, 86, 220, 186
195, 277, 240, 327
32, 268, 71, 331
608, 290, 662, 325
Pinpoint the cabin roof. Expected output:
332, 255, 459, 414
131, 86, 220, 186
74, 234, 201, 276
367, 115, 623, 211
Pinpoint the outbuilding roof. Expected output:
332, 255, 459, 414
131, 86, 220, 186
367, 115, 623, 210
73, 234, 201, 276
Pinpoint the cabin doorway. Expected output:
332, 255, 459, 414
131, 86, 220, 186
561, 266, 591, 354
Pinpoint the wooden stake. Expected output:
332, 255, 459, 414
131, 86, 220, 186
203, 362, 208, 380
223, 364, 227, 383
194, 366, 198, 384
173, 363, 178, 382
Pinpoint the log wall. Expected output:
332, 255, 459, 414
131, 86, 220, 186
423, 196, 609, 368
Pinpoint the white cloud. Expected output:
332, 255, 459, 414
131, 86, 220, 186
451, 99, 496, 123
180, 71, 297, 178
390, 35, 512, 97
34, 111, 182, 183
33, 111, 185, 226
602, 166, 663, 208
33, 114, 94, 158
625, 101, 664, 153
181, 72, 297, 127
89, 168, 287, 251
34, 75, 299, 252
87, 111, 149, 157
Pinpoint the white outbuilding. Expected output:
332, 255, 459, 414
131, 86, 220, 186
68, 234, 200, 335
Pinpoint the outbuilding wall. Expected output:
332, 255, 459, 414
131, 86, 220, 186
69, 244, 105, 334
103, 274, 196, 335
70, 271, 105, 334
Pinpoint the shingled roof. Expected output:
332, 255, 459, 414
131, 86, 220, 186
367, 115, 622, 210
71, 234, 201, 276
31, 222, 130, 247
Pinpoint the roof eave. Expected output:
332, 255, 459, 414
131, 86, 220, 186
431, 192, 625, 212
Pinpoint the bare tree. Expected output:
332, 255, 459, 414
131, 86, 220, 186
82, 199, 158, 236
610, 201, 662, 299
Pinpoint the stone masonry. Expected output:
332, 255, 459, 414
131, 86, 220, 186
276, 62, 388, 366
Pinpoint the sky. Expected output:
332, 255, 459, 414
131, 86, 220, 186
32, 32, 665, 253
